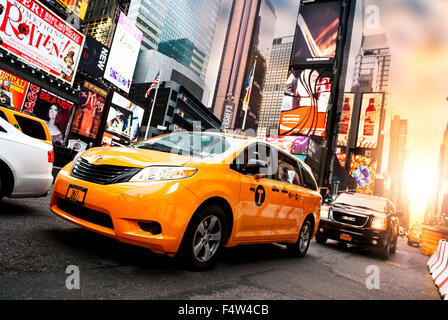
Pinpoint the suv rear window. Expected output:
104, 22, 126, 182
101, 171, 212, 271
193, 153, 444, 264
14, 115, 47, 141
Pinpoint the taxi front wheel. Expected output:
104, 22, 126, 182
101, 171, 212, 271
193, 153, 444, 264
177, 204, 227, 271
287, 219, 312, 258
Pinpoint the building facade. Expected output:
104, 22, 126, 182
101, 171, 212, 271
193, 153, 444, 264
83, 0, 131, 46
212, 0, 276, 131
387, 115, 409, 229
128, 0, 221, 80
257, 36, 294, 138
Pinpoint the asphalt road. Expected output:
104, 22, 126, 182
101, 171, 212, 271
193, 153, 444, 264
0, 194, 441, 300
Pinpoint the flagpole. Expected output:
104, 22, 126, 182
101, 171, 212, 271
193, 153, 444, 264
145, 66, 163, 140
242, 58, 257, 131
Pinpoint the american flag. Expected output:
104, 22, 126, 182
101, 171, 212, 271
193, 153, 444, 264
144, 71, 160, 98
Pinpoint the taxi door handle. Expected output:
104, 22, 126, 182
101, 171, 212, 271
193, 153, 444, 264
272, 187, 280, 193
282, 190, 289, 194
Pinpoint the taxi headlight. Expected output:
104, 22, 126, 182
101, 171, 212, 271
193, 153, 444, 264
130, 166, 198, 182
321, 206, 331, 220
371, 216, 387, 231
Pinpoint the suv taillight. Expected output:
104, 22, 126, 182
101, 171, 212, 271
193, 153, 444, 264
48, 151, 55, 164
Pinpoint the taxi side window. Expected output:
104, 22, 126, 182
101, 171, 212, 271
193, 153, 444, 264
13, 115, 47, 141
0, 124, 6, 133
231, 143, 275, 177
274, 152, 301, 186
298, 161, 318, 191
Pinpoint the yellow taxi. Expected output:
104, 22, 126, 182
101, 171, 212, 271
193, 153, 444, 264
0, 106, 52, 145
407, 223, 422, 247
50, 132, 322, 270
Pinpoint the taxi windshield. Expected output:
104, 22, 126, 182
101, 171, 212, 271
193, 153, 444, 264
333, 193, 387, 213
134, 132, 232, 158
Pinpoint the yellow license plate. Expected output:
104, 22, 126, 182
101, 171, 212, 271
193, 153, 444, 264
340, 234, 352, 241
65, 184, 87, 205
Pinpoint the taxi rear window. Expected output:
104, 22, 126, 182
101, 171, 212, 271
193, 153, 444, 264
13, 115, 47, 141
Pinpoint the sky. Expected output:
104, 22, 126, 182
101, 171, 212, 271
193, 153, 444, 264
205, 0, 448, 225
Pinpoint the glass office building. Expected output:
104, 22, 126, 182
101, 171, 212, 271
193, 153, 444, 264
128, 0, 221, 80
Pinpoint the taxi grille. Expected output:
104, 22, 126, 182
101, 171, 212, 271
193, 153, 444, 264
332, 210, 369, 227
57, 198, 114, 230
71, 157, 141, 185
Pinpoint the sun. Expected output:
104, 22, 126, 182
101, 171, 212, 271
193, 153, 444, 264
404, 160, 436, 224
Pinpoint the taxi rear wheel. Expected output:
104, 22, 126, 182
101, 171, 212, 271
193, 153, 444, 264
178, 204, 227, 271
287, 219, 312, 258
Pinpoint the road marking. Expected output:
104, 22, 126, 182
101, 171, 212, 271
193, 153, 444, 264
386, 261, 407, 269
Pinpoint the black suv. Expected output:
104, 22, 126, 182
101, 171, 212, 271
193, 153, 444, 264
316, 193, 399, 259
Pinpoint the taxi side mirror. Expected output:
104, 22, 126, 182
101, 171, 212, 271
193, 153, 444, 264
246, 159, 269, 174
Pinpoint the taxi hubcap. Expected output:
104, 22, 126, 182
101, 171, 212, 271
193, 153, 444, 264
299, 224, 310, 252
193, 215, 222, 263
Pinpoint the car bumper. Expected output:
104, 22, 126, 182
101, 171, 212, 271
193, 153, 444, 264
318, 219, 389, 248
50, 167, 201, 255
11, 173, 53, 198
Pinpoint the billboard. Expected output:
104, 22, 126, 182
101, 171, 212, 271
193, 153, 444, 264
56, 0, 89, 20
22, 84, 75, 145
79, 36, 110, 78
104, 12, 143, 93
71, 82, 108, 139
105, 92, 144, 142
337, 93, 355, 147
349, 154, 377, 195
0, 68, 30, 110
279, 69, 333, 137
266, 136, 310, 155
356, 93, 384, 149
0, 0, 85, 86
291, 1, 342, 66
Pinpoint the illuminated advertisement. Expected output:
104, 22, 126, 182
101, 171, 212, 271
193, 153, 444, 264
71, 82, 108, 139
104, 12, 143, 93
22, 84, 75, 145
336, 153, 346, 168
0, 0, 85, 86
0, 68, 30, 110
56, 0, 89, 20
349, 154, 377, 195
105, 92, 144, 142
356, 93, 384, 149
266, 136, 310, 155
79, 36, 110, 78
291, 1, 341, 66
279, 69, 333, 137
337, 93, 355, 147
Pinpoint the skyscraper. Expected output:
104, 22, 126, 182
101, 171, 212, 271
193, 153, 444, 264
257, 36, 294, 138
128, 0, 221, 80
212, 0, 276, 130
350, 33, 391, 173
83, 0, 131, 46
388, 115, 409, 228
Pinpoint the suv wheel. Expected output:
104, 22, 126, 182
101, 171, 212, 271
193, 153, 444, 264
390, 236, 398, 255
288, 220, 312, 258
376, 239, 390, 260
178, 204, 227, 271
315, 233, 327, 245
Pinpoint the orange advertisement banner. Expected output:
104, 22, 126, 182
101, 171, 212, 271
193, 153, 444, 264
0, 68, 30, 110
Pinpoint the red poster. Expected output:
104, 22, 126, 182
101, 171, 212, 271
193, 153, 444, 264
71, 82, 108, 139
0, 0, 85, 86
